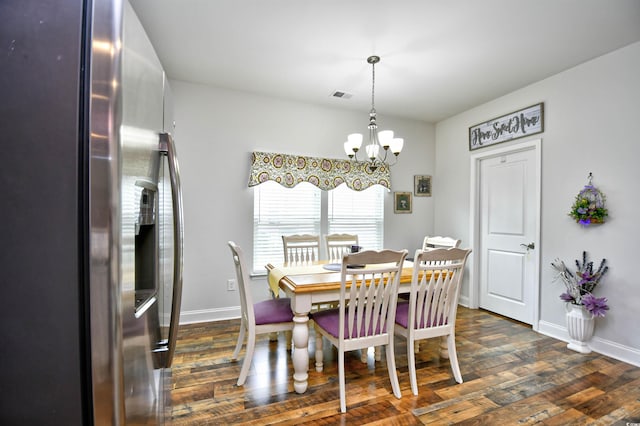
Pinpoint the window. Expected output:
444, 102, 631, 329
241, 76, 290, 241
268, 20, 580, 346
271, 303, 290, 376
253, 181, 321, 272
252, 181, 385, 272
328, 184, 384, 252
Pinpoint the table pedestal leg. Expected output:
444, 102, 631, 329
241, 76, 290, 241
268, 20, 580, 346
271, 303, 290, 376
292, 314, 309, 394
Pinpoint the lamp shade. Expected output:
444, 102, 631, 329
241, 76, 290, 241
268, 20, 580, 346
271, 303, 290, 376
365, 143, 379, 159
343, 141, 353, 156
389, 138, 404, 154
377, 130, 394, 148
347, 133, 363, 150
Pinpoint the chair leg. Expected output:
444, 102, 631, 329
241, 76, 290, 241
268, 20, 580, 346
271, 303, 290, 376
407, 338, 418, 396
439, 335, 449, 358
314, 326, 324, 372
338, 348, 347, 413
285, 330, 292, 350
361, 346, 381, 362
231, 320, 246, 360
385, 342, 402, 399
268, 289, 280, 342
447, 333, 463, 383
237, 331, 256, 386
360, 347, 367, 363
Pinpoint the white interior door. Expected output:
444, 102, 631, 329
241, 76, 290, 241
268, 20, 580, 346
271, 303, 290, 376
478, 145, 539, 325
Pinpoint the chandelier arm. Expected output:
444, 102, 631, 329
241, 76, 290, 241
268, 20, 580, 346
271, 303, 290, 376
381, 147, 389, 164
385, 153, 398, 167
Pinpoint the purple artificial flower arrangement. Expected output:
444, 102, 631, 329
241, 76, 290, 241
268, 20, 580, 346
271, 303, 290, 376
551, 251, 609, 317
568, 182, 607, 226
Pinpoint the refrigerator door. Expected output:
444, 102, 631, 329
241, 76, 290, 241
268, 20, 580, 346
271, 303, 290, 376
120, 1, 179, 422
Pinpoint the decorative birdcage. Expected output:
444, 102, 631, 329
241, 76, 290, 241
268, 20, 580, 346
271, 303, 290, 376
569, 173, 607, 226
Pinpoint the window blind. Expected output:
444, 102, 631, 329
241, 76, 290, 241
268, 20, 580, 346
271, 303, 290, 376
328, 185, 384, 251
253, 181, 385, 273
253, 181, 321, 272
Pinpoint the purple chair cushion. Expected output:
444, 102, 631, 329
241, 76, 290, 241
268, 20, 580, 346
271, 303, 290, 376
311, 308, 387, 338
395, 301, 447, 329
394, 301, 411, 328
254, 298, 293, 325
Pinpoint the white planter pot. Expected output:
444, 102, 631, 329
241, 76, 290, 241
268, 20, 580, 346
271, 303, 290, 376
565, 303, 595, 353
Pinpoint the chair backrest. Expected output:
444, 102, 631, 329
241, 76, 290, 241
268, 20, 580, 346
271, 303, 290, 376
422, 236, 461, 251
282, 234, 320, 263
339, 249, 408, 341
408, 247, 471, 332
325, 233, 359, 262
228, 241, 254, 325
421, 237, 461, 267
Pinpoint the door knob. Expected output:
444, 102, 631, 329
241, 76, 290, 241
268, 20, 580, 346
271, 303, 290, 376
520, 242, 535, 250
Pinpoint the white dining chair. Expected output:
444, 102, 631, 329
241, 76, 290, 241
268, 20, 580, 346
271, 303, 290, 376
322, 232, 378, 362
412, 236, 462, 353
422, 235, 461, 251
311, 249, 408, 413
282, 234, 321, 263
324, 233, 359, 262
228, 241, 294, 386
395, 247, 471, 395
282, 233, 338, 313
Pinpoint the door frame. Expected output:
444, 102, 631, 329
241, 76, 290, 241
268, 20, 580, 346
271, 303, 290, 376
468, 138, 542, 330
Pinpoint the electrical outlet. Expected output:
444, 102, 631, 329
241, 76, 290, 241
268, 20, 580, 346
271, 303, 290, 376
227, 279, 236, 291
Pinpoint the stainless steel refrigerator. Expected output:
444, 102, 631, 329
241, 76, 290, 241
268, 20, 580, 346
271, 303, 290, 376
1, 0, 183, 424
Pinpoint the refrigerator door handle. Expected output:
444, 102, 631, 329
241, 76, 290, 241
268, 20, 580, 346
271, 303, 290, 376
159, 132, 184, 367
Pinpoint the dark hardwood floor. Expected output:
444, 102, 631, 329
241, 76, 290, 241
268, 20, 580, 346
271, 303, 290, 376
167, 307, 640, 425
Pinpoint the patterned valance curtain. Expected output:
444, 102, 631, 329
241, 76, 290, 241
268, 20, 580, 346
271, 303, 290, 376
247, 151, 391, 191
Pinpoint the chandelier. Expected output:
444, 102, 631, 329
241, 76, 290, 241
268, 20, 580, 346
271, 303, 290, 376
343, 55, 403, 172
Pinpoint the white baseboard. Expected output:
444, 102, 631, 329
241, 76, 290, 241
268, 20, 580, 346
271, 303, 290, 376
179, 306, 241, 324
537, 320, 640, 367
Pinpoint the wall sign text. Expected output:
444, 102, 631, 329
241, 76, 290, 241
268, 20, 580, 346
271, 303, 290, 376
469, 103, 544, 150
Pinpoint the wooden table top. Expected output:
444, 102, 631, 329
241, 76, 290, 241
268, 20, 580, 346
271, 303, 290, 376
265, 261, 418, 294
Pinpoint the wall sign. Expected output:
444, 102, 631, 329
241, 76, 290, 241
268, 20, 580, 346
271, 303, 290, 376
469, 103, 544, 151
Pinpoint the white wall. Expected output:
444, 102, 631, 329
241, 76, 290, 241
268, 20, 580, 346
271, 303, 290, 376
435, 41, 640, 365
171, 82, 435, 323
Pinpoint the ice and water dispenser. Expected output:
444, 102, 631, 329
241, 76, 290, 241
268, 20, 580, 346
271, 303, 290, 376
134, 179, 158, 315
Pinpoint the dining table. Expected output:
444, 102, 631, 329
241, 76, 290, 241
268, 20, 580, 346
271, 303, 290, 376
265, 260, 449, 394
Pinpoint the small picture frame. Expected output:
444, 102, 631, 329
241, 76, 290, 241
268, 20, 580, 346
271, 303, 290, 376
394, 192, 412, 214
414, 175, 432, 197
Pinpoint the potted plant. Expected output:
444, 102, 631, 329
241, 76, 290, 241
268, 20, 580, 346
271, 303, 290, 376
551, 251, 609, 353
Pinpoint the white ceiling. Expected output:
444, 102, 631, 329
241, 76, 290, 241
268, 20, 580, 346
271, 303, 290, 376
130, 0, 640, 123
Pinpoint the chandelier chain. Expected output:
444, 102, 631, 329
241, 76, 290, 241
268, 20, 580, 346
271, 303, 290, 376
371, 59, 376, 111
